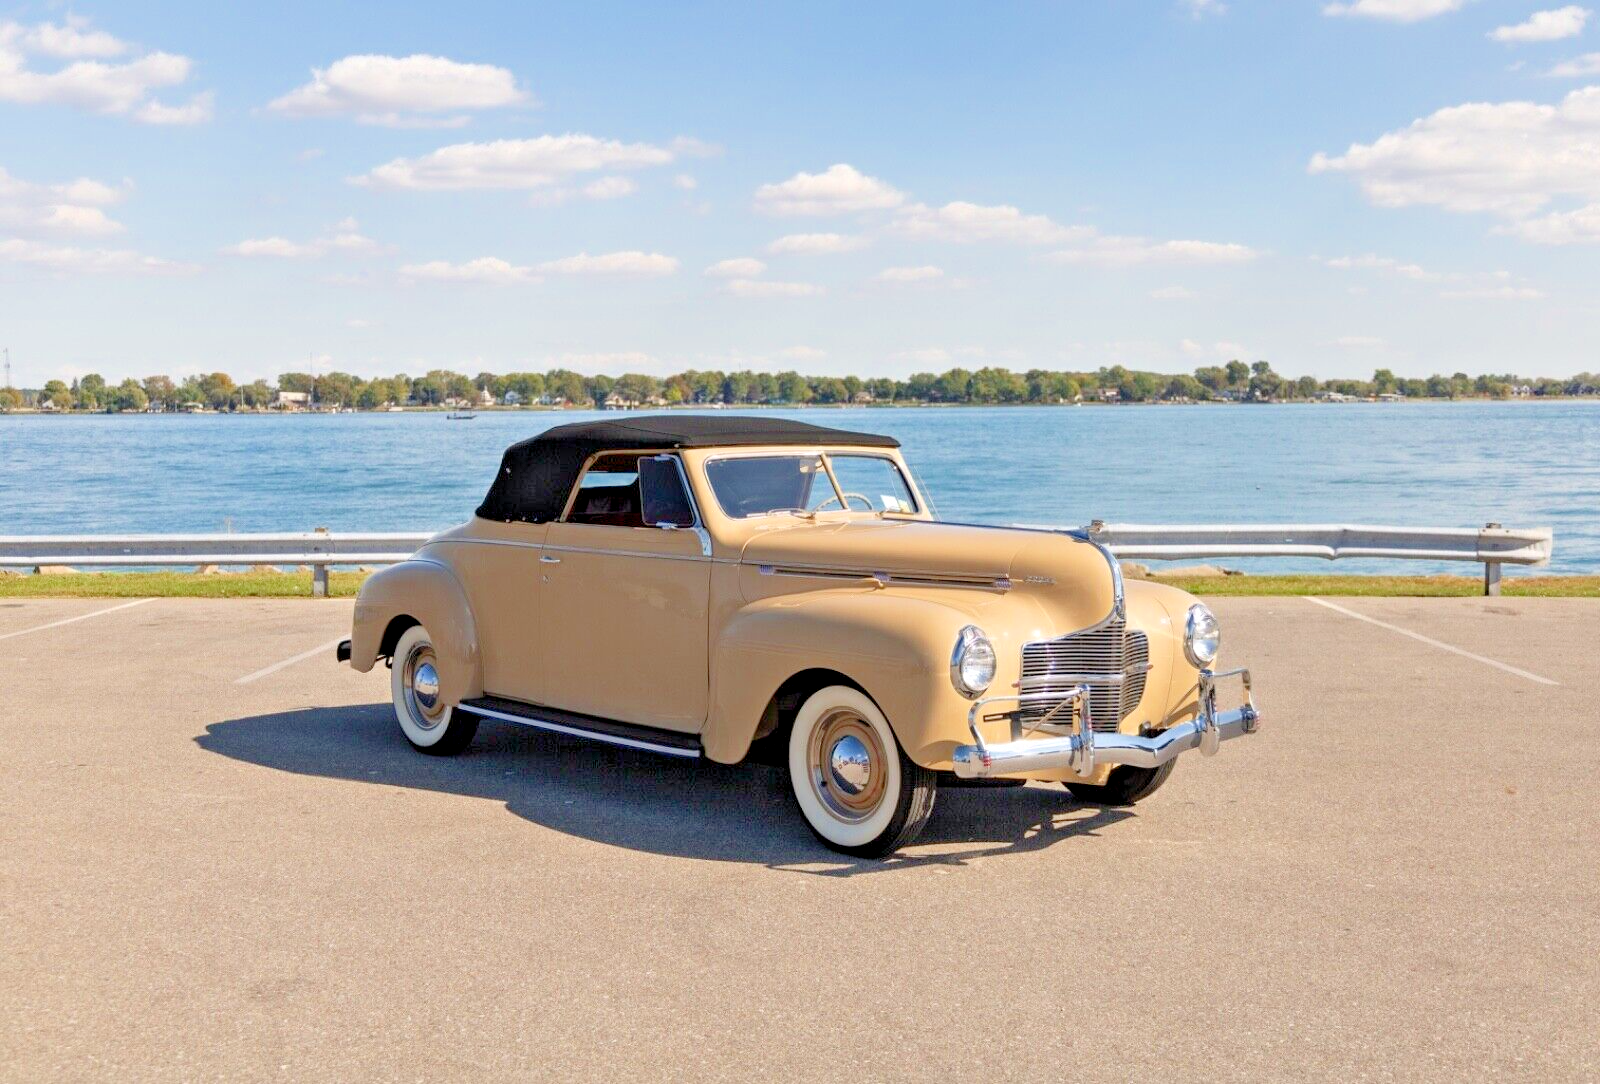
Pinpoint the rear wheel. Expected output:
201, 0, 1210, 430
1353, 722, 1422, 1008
787, 685, 936, 857
1064, 761, 1175, 806
390, 625, 478, 756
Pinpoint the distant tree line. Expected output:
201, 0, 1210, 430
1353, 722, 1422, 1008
4, 362, 1598, 413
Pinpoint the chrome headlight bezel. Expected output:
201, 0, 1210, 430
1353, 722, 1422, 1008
950, 625, 997, 699
1184, 603, 1221, 668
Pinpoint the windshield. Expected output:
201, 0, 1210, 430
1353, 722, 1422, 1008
704, 453, 918, 518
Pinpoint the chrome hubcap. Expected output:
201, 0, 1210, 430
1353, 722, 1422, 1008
413, 662, 439, 711
403, 644, 445, 730
828, 735, 872, 795
807, 709, 888, 823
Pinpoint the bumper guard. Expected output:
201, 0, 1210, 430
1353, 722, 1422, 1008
951, 667, 1259, 780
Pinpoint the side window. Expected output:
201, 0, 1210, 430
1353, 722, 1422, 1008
565, 454, 645, 527
639, 456, 696, 528
826, 455, 918, 514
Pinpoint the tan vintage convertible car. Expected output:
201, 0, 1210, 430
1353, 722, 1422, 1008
338, 416, 1259, 856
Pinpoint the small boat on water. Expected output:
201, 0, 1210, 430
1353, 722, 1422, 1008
447, 409, 476, 420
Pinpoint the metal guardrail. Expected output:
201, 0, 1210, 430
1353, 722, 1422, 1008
1, 522, 1555, 597
0, 531, 433, 597
1020, 521, 1553, 596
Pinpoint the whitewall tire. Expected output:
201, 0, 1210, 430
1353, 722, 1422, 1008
390, 625, 477, 756
787, 685, 936, 857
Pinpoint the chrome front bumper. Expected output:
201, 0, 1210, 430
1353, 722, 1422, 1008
951, 667, 1260, 780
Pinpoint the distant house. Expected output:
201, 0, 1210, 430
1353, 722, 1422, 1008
538, 394, 568, 407
476, 387, 495, 407
503, 390, 523, 405
1377, 392, 1405, 402
852, 389, 875, 404
272, 390, 311, 411
1511, 384, 1533, 398
443, 396, 471, 408
37, 398, 58, 412
603, 390, 639, 410
1097, 387, 1121, 402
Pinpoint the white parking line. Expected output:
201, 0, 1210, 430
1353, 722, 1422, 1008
234, 637, 347, 686
1303, 597, 1559, 686
0, 598, 156, 643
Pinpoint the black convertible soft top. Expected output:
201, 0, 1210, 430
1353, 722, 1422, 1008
474, 414, 900, 523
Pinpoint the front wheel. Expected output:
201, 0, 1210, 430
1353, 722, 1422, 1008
787, 685, 936, 857
1064, 761, 1174, 806
390, 624, 478, 756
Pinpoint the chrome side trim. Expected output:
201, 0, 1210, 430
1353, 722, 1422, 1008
753, 562, 1011, 591
446, 537, 735, 564
453, 702, 702, 758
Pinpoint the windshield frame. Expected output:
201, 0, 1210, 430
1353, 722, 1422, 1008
698, 448, 922, 520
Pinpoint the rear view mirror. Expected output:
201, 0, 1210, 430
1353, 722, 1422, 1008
639, 456, 695, 528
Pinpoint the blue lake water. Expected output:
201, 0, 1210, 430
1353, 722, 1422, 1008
2, 402, 1596, 574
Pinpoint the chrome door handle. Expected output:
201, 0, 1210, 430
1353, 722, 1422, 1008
539, 554, 561, 564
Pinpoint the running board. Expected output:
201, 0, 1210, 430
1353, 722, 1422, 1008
455, 696, 703, 759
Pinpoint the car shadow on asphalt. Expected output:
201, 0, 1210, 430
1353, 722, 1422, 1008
197, 704, 1135, 874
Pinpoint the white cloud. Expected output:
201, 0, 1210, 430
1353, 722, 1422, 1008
891, 200, 1086, 244
1150, 285, 1196, 298
1322, 0, 1465, 21
725, 279, 822, 297
704, 257, 765, 277
222, 218, 382, 259
1490, 6, 1590, 43
537, 250, 678, 276
1334, 335, 1387, 348
1049, 236, 1257, 265
673, 174, 698, 190
267, 54, 529, 126
223, 237, 316, 258
355, 134, 676, 190
0, 17, 212, 124
875, 265, 945, 282
0, 238, 194, 275
1182, 0, 1228, 17
1502, 202, 1600, 242
779, 346, 827, 360
1439, 285, 1545, 299
400, 257, 539, 285
766, 232, 868, 254
1547, 51, 1600, 75
0, 166, 127, 237
753, 163, 905, 215
19, 16, 128, 59
582, 176, 637, 200
1323, 253, 1437, 279
1310, 86, 1600, 242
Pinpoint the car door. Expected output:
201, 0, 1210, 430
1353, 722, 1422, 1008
536, 453, 712, 732
453, 520, 549, 705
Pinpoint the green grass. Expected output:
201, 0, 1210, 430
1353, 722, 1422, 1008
0, 570, 368, 598
3, 569, 1598, 599
1149, 573, 1600, 597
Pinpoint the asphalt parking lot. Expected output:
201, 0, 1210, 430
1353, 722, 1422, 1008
3, 595, 1598, 1082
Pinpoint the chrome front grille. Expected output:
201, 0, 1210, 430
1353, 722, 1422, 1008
1019, 619, 1149, 733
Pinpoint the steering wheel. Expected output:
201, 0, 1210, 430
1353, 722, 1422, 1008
813, 491, 876, 512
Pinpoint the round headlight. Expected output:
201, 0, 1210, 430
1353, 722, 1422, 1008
1184, 603, 1221, 668
950, 625, 997, 699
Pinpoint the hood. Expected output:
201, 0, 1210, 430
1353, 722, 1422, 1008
739, 518, 1119, 625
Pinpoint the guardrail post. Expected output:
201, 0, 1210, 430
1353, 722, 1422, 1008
1484, 561, 1502, 597
312, 563, 329, 598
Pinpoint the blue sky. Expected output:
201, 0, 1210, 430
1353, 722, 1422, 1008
2, 0, 1598, 387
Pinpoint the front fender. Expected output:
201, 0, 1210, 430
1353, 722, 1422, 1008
703, 589, 987, 766
349, 555, 483, 706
